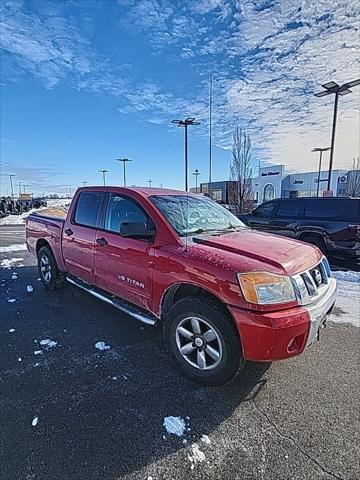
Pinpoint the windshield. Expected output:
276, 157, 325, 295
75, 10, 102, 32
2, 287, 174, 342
150, 195, 246, 236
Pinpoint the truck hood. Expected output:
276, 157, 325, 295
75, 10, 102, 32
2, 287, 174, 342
192, 229, 322, 276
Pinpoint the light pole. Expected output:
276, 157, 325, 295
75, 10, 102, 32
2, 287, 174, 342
98, 169, 109, 186
315, 79, 360, 191
192, 169, 201, 193
116, 158, 132, 187
171, 117, 200, 191
82, 181, 88, 187
18, 181, 24, 196
148, 179, 154, 188
9, 174, 16, 199
23, 184, 30, 193
312, 148, 331, 197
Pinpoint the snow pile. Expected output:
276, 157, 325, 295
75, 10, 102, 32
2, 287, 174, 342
200, 434, 211, 444
188, 443, 206, 469
163, 416, 187, 437
0, 244, 27, 253
330, 270, 360, 327
332, 270, 360, 284
0, 199, 70, 226
95, 341, 110, 351
40, 339, 57, 349
1, 258, 24, 269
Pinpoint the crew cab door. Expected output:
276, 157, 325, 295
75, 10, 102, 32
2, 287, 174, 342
248, 201, 277, 231
62, 190, 105, 284
268, 199, 302, 238
94, 193, 155, 310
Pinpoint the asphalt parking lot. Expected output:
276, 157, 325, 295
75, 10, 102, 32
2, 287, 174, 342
1, 225, 359, 480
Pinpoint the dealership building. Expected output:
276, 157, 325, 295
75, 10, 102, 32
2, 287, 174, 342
196, 165, 356, 206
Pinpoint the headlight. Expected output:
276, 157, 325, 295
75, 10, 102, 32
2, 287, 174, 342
237, 272, 296, 305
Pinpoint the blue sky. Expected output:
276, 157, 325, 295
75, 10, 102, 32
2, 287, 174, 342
0, 0, 359, 195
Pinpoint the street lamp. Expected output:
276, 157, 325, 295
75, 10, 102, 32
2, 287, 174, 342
148, 179, 154, 188
315, 79, 360, 191
9, 174, 16, 198
18, 181, 24, 196
171, 117, 200, 191
82, 181, 88, 187
98, 169, 109, 186
23, 184, 30, 193
115, 158, 132, 187
192, 169, 201, 193
312, 147, 331, 197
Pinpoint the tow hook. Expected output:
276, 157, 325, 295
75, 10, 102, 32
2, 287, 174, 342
317, 317, 327, 341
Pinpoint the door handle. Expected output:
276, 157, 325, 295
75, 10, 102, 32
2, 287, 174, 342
65, 228, 73, 236
96, 237, 108, 246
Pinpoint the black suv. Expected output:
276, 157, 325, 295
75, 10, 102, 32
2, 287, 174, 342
239, 197, 360, 258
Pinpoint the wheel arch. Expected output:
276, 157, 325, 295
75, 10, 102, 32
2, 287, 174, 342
160, 282, 234, 322
36, 238, 51, 255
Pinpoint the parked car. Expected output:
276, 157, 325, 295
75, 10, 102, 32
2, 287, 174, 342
239, 197, 360, 258
26, 187, 337, 385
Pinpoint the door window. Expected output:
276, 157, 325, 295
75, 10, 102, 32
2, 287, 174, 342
304, 199, 347, 218
277, 201, 301, 217
74, 191, 104, 227
104, 195, 153, 236
255, 202, 275, 218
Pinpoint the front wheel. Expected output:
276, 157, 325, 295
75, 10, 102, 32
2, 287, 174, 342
37, 245, 65, 290
163, 297, 244, 385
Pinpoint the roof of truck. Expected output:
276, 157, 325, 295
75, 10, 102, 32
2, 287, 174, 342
78, 186, 193, 197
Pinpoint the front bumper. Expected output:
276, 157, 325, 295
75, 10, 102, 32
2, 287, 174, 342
304, 278, 337, 347
229, 278, 337, 362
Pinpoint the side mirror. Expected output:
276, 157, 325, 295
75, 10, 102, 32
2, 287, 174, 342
120, 222, 154, 239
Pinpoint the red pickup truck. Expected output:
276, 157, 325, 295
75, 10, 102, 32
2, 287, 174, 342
26, 187, 337, 385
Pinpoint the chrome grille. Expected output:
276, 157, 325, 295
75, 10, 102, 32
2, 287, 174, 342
291, 257, 331, 305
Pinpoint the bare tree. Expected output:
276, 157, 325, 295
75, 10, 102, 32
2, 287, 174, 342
229, 126, 253, 213
345, 157, 360, 197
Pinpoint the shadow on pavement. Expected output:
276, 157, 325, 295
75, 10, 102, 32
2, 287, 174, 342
1, 265, 270, 479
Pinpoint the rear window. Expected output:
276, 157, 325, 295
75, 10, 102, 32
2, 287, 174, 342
74, 191, 104, 227
277, 201, 301, 217
304, 199, 348, 219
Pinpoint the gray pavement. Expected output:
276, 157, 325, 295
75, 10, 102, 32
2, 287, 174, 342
1, 225, 359, 480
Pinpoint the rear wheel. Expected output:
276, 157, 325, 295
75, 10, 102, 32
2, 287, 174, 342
301, 234, 327, 254
163, 297, 244, 385
37, 245, 65, 290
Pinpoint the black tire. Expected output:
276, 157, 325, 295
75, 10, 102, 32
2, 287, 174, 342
302, 234, 327, 254
37, 245, 65, 290
163, 297, 245, 386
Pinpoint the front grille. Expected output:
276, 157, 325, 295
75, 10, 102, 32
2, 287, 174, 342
292, 257, 331, 305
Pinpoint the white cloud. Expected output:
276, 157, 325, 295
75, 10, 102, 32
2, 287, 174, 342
1, 0, 359, 174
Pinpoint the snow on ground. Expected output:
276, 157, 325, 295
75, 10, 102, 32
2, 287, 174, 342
0, 244, 27, 253
163, 416, 187, 437
40, 339, 57, 349
330, 270, 360, 328
0, 199, 70, 226
0, 258, 24, 269
95, 341, 110, 351
188, 443, 206, 469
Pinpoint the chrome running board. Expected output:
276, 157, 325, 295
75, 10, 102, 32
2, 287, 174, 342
66, 276, 158, 326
